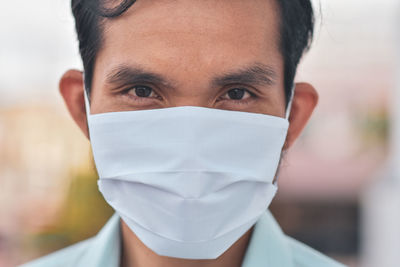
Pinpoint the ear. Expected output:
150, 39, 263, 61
59, 70, 89, 139
284, 82, 318, 149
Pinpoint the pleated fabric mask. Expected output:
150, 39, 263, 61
84, 93, 290, 259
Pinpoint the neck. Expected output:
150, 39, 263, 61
120, 220, 252, 267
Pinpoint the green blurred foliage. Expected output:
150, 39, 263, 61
29, 167, 114, 254
355, 107, 390, 150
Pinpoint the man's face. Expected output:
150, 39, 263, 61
89, 0, 286, 118
60, 0, 317, 150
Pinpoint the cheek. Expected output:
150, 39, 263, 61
88, 86, 119, 115
275, 88, 287, 117
257, 93, 286, 118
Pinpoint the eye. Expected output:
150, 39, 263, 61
129, 85, 154, 98
223, 88, 252, 100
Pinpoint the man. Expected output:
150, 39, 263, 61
21, 0, 346, 266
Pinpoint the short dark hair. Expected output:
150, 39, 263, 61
71, 0, 314, 106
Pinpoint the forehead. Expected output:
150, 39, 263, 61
96, 0, 282, 81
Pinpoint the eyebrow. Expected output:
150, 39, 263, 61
106, 64, 177, 90
106, 62, 278, 91
211, 63, 278, 88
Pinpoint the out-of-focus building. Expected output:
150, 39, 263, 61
360, 5, 400, 267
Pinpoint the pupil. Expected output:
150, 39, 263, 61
135, 86, 152, 97
228, 89, 245, 100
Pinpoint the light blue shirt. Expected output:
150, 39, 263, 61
20, 211, 347, 267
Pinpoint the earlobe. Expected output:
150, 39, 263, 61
284, 82, 318, 149
59, 70, 90, 139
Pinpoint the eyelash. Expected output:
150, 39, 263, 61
120, 85, 161, 102
120, 85, 257, 105
218, 88, 257, 105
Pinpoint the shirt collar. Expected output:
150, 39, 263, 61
241, 211, 294, 267
81, 211, 292, 267
80, 213, 121, 267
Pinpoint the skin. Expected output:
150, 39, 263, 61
59, 0, 318, 266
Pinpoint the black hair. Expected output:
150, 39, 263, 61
71, 0, 314, 106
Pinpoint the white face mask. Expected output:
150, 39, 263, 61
84, 94, 290, 259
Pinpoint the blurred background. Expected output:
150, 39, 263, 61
0, 0, 399, 266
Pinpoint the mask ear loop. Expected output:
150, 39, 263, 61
83, 74, 91, 116
84, 92, 91, 116
285, 85, 295, 120
273, 85, 295, 186
82, 74, 93, 141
